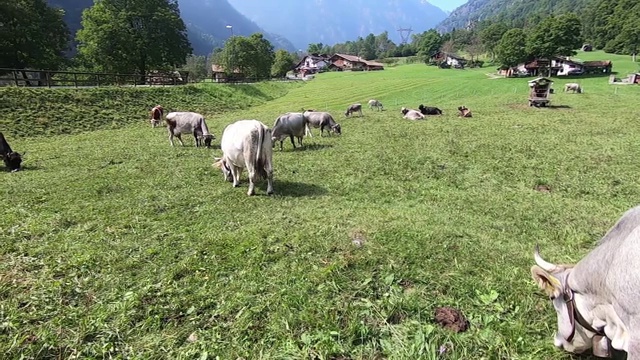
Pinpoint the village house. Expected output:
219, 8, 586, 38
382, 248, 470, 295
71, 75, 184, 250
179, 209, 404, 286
211, 64, 244, 83
499, 57, 613, 77
328, 53, 384, 71
430, 51, 468, 68
293, 53, 331, 77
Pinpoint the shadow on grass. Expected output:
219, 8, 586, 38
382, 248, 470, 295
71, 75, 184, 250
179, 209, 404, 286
273, 180, 328, 198
547, 105, 572, 109
570, 349, 627, 359
274, 143, 334, 152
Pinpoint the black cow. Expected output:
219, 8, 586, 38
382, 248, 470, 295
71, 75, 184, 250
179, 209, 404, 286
0, 132, 22, 172
418, 104, 443, 115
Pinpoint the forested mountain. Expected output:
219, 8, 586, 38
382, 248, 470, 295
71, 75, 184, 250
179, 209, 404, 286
47, 0, 296, 56
437, 0, 591, 32
227, 0, 449, 49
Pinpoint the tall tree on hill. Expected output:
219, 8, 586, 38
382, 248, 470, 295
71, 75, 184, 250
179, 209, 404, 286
618, 18, 640, 62
76, 0, 191, 78
0, 0, 69, 70
527, 14, 583, 75
480, 22, 508, 61
217, 34, 275, 80
271, 49, 295, 78
415, 29, 443, 57
495, 28, 528, 68
360, 34, 377, 60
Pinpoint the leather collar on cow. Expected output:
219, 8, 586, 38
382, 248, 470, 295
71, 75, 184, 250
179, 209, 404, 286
563, 285, 612, 358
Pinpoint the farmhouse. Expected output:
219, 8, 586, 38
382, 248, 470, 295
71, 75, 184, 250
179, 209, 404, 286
430, 51, 468, 68
328, 53, 385, 71
507, 57, 613, 77
211, 64, 244, 83
293, 53, 331, 76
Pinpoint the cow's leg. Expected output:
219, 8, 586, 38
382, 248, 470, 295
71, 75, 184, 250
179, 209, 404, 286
169, 132, 175, 146
297, 136, 303, 147
193, 133, 200, 147
289, 135, 296, 149
231, 166, 241, 188
279, 140, 284, 151
265, 159, 274, 196
175, 134, 185, 146
359, 109, 363, 117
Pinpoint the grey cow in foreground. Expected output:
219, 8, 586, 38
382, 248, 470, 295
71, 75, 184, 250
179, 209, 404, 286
165, 112, 215, 147
213, 119, 274, 196
271, 112, 309, 150
303, 110, 341, 137
532, 204, 640, 358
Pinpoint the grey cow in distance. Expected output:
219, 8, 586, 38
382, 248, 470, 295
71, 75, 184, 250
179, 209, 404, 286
271, 112, 309, 150
165, 111, 215, 147
345, 103, 363, 117
303, 110, 341, 137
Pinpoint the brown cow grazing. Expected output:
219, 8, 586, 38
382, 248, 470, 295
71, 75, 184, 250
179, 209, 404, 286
345, 103, 363, 117
0, 132, 22, 172
458, 106, 472, 118
150, 105, 164, 127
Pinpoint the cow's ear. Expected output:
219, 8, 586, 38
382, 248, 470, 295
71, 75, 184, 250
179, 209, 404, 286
212, 158, 223, 168
531, 266, 563, 298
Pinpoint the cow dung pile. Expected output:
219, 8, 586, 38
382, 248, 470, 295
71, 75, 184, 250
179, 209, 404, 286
535, 184, 552, 193
434, 307, 469, 333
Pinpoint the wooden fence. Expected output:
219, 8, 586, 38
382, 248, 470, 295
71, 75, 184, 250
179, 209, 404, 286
0, 68, 190, 88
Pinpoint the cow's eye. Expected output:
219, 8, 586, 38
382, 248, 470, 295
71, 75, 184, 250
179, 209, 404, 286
549, 295, 557, 301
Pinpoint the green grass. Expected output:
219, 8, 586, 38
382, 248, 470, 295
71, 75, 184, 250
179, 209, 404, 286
2, 50, 640, 359
0, 81, 301, 138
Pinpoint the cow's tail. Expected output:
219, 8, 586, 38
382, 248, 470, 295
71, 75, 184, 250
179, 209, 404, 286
254, 124, 268, 180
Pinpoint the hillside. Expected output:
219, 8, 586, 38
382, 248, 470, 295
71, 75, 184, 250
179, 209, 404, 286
46, 0, 296, 56
437, 0, 591, 31
227, 0, 449, 49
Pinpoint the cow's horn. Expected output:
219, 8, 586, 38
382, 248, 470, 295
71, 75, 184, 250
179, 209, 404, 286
534, 244, 559, 273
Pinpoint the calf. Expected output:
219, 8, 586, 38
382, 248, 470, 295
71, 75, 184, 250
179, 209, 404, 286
271, 112, 309, 150
165, 112, 215, 147
345, 103, 363, 117
418, 104, 443, 115
0, 132, 22, 172
150, 105, 164, 127
401, 107, 425, 120
457, 106, 472, 118
213, 120, 274, 196
303, 110, 342, 136
564, 83, 583, 93
368, 99, 384, 111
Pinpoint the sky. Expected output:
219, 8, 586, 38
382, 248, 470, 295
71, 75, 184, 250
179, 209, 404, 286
428, 0, 468, 12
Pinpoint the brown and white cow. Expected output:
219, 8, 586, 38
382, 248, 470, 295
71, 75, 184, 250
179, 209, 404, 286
213, 120, 274, 196
458, 106, 472, 118
150, 105, 164, 127
401, 107, 425, 120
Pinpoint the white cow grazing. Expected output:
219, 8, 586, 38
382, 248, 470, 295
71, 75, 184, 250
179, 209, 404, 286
213, 120, 274, 196
564, 83, 583, 93
532, 205, 640, 358
401, 107, 425, 120
303, 110, 341, 137
165, 112, 215, 147
368, 99, 383, 111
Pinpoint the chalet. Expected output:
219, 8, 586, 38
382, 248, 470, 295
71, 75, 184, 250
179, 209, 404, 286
583, 60, 613, 74
293, 53, 331, 76
211, 64, 243, 83
328, 53, 385, 71
430, 52, 467, 68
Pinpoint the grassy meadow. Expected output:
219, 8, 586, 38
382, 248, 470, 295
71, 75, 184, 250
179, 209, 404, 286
1, 51, 640, 359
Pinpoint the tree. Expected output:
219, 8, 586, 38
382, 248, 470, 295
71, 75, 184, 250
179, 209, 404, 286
360, 34, 377, 60
0, 0, 69, 70
415, 29, 443, 57
271, 49, 295, 77
527, 14, 583, 75
76, 0, 192, 79
617, 18, 640, 61
307, 43, 324, 54
466, 35, 484, 62
217, 33, 275, 80
496, 28, 528, 68
180, 55, 207, 82
480, 22, 508, 61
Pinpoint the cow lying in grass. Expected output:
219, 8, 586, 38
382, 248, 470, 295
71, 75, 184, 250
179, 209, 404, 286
165, 112, 215, 147
401, 107, 425, 120
418, 104, 443, 115
458, 106, 472, 118
213, 119, 274, 196
0, 132, 22, 172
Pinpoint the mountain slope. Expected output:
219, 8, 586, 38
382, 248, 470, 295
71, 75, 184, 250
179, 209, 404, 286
47, 0, 296, 56
437, 0, 591, 32
227, 0, 448, 49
